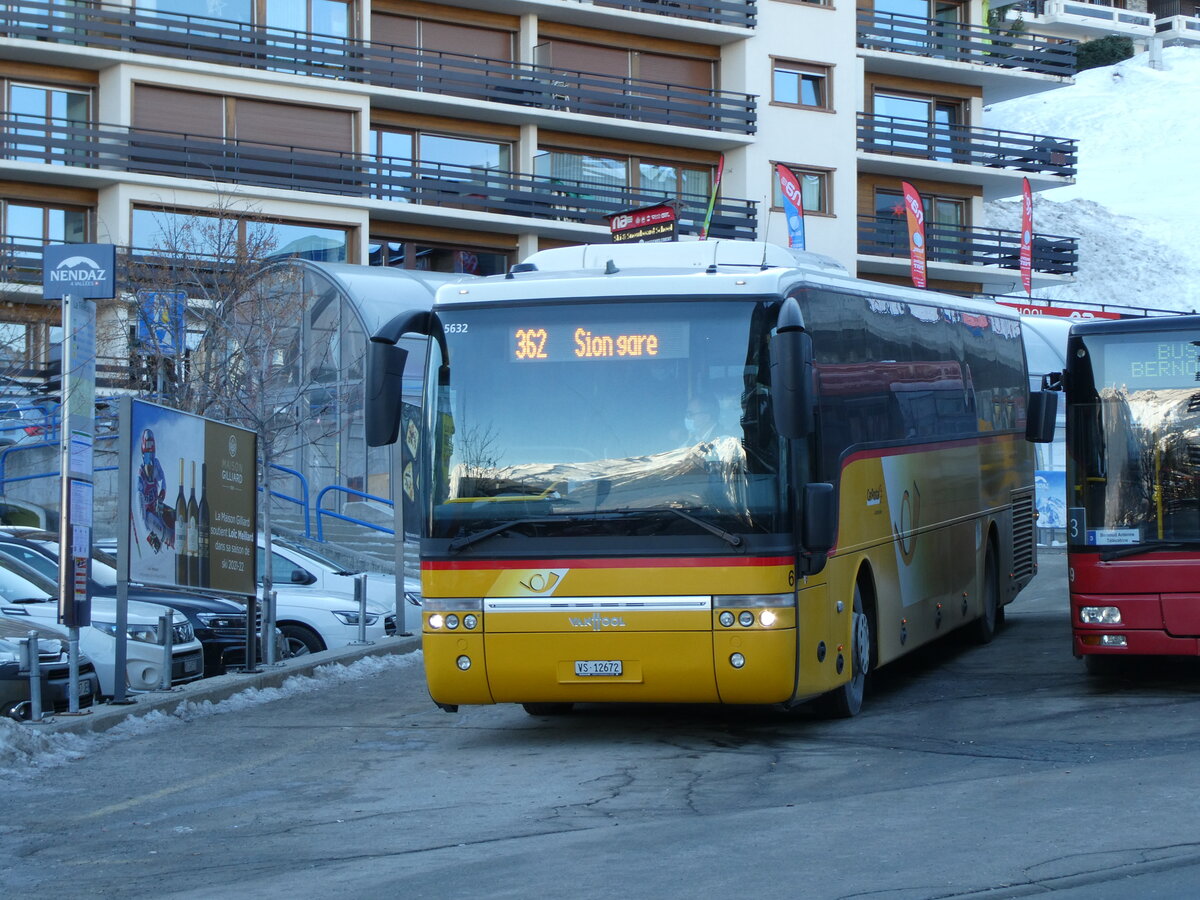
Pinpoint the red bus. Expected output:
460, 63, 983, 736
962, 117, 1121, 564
1060, 315, 1200, 670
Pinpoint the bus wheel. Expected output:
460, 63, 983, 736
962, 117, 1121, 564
971, 542, 1000, 645
816, 586, 871, 718
522, 703, 575, 716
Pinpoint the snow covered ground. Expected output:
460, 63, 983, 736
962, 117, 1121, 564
0, 651, 421, 777
985, 45, 1200, 313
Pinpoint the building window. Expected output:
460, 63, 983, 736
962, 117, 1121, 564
772, 61, 831, 110
4, 82, 91, 164
3, 199, 88, 274
872, 187, 966, 255
368, 128, 511, 202
534, 150, 712, 203
771, 165, 830, 215
132, 208, 349, 262
871, 91, 963, 160
368, 240, 510, 276
139, 0, 351, 37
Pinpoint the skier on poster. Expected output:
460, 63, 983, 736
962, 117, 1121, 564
136, 428, 175, 552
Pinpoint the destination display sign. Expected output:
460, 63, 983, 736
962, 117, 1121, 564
1100, 337, 1200, 389
511, 322, 688, 362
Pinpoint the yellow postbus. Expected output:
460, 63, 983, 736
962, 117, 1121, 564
367, 241, 1053, 716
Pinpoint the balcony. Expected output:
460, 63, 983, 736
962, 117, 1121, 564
0, 1, 755, 137
858, 11, 1077, 102
858, 215, 1078, 285
1155, 15, 1200, 46
0, 116, 757, 240
588, 0, 756, 29
1005, 0, 1155, 43
857, 113, 1076, 198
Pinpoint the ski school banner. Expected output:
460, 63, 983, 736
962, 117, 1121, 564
775, 164, 806, 250
1020, 177, 1033, 297
901, 181, 926, 288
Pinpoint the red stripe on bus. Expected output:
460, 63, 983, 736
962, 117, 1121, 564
423, 556, 794, 571
841, 432, 1016, 467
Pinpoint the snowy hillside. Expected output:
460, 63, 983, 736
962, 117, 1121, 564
984, 45, 1200, 313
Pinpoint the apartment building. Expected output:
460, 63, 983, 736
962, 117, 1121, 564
0, 0, 1092, 401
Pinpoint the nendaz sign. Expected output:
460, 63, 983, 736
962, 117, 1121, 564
43, 243, 116, 300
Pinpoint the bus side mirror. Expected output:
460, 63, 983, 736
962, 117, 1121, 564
770, 328, 815, 439
802, 482, 836, 553
366, 339, 409, 447
1026, 389, 1058, 444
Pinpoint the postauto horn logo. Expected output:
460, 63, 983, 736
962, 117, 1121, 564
48, 254, 108, 288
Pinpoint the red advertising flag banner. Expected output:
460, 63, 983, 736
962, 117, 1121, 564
901, 181, 927, 289
775, 163, 806, 250
1020, 177, 1033, 297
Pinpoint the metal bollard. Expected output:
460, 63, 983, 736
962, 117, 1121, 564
20, 631, 44, 723
158, 613, 174, 690
351, 574, 372, 645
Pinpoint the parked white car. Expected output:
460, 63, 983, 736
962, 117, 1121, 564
0, 557, 204, 696
260, 537, 420, 611
258, 537, 422, 642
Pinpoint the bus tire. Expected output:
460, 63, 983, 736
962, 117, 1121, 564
522, 703, 574, 716
816, 584, 871, 718
971, 541, 1000, 645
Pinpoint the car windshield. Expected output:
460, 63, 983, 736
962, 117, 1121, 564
1067, 329, 1200, 547
427, 298, 786, 540
0, 560, 54, 602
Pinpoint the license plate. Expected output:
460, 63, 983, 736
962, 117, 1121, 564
574, 660, 622, 677
76, 678, 92, 697
183, 657, 200, 673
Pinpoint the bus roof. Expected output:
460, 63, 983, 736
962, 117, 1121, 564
433, 240, 1022, 323
1069, 313, 1200, 336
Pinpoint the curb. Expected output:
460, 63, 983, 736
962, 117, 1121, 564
23, 635, 422, 738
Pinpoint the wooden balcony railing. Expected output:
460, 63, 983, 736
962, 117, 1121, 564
858, 216, 1078, 275
858, 114, 1077, 176
0, 117, 758, 240
857, 11, 1078, 77
1, 1, 756, 135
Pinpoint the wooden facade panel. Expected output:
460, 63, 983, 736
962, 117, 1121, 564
538, 130, 719, 165
372, 0, 518, 30
369, 220, 518, 250
0, 180, 95, 206
865, 73, 980, 104
234, 100, 354, 153
421, 21, 514, 60
133, 85, 224, 139
370, 109, 518, 141
0, 61, 97, 87
536, 22, 720, 59
856, 173, 981, 219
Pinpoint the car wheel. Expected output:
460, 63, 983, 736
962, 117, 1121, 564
280, 624, 324, 657
521, 703, 574, 716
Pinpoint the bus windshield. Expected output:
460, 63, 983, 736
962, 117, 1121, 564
1068, 329, 1200, 548
426, 299, 787, 541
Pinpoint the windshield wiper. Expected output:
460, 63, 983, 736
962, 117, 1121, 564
1099, 541, 1187, 562
655, 507, 743, 547
448, 517, 560, 553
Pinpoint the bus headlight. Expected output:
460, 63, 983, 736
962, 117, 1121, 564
719, 611, 735, 628
429, 614, 445, 630
759, 610, 777, 627
1080, 606, 1122, 625
1099, 635, 1127, 647
445, 614, 460, 630
738, 611, 755, 627
463, 614, 478, 630
456, 655, 472, 670
730, 653, 746, 669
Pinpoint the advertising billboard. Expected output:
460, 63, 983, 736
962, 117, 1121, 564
127, 400, 257, 595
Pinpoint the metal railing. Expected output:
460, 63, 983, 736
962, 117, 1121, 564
263, 463, 311, 538
857, 10, 1078, 76
590, 0, 756, 28
0, 1, 755, 135
315, 485, 394, 542
857, 114, 1078, 176
858, 215, 1079, 274
0, 115, 758, 239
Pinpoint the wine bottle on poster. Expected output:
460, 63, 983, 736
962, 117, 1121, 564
197, 462, 211, 588
175, 458, 188, 586
187, 460, 200, 587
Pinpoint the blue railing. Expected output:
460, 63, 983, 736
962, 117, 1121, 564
263, 463, 311, 537
315, 485, 393, 542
